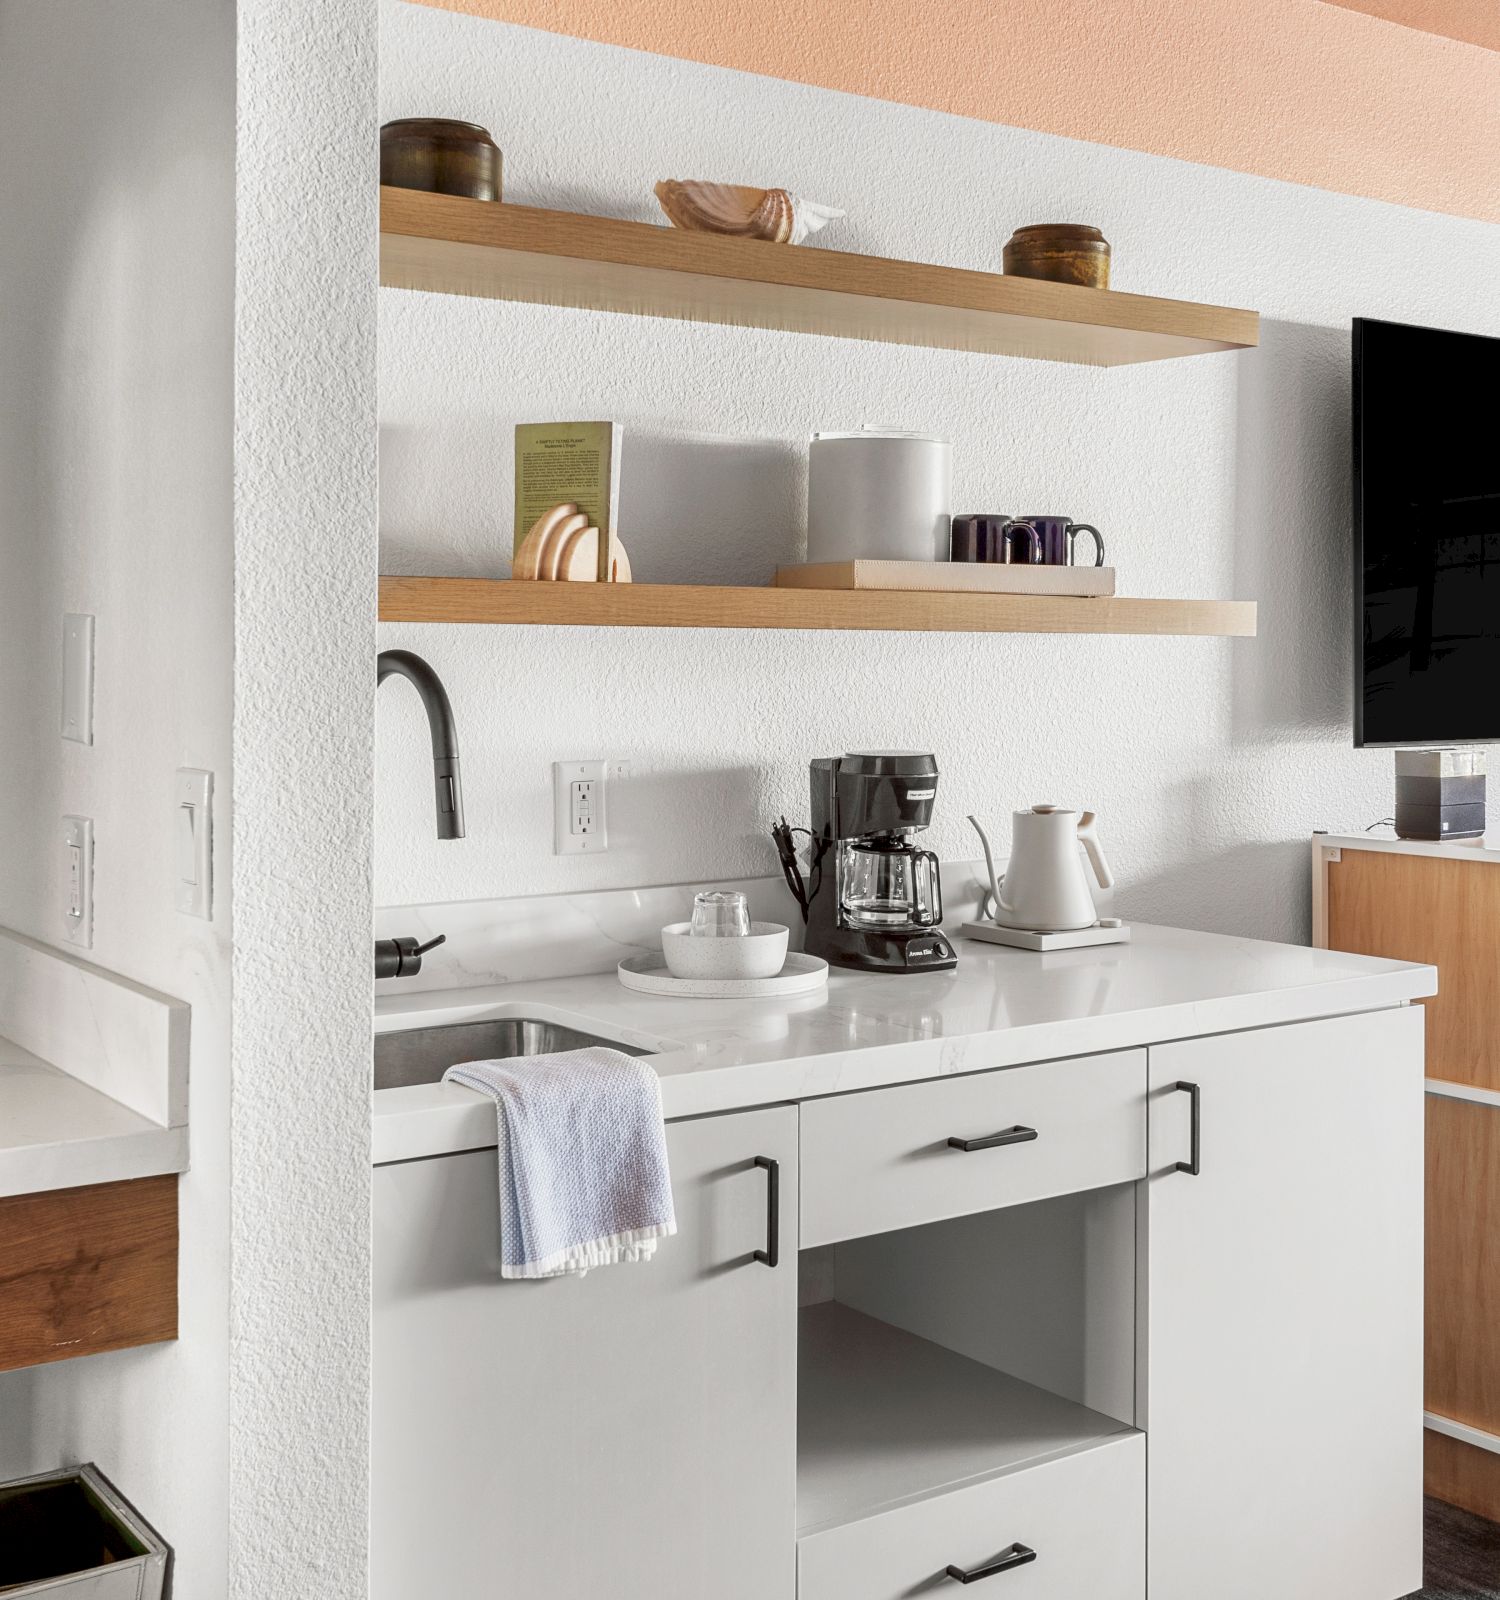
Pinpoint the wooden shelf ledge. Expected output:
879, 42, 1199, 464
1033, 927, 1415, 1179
379, 188, 1258, 367
378, 577, 1257, 638
0, 1176, 177, 1372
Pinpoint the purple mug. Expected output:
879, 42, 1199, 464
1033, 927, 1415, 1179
1018, 515, 1106, 567
951, 514, 1042, 565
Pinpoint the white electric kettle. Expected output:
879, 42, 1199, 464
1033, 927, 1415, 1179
969, 806, 1114, 933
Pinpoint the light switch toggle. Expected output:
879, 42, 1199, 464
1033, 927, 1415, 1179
176, 804, 197, 886
63, 816, 94, 948
175, 768, 213, 918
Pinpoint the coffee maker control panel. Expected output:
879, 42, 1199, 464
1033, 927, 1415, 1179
900, 933, 958, 968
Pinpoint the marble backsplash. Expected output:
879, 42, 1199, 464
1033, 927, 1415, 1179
372, 859, 1022, 995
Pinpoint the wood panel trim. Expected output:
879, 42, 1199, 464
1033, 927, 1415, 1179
1426, 1096, 1500, 1439
1426, 1428, 1500, 1523
0, 1175, 178, 1371
1325, 847, 1500, 1090
1321, 845, 1500, 1512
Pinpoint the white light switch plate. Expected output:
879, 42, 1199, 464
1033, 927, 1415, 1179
63, 816, 94, 947
175, 768, 213, 917
553, 759, 607, 854
61, 614, 95, 745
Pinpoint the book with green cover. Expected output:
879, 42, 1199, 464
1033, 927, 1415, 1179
513, 421, 622, 581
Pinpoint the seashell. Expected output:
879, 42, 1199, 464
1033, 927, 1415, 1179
654, 180, 844, 246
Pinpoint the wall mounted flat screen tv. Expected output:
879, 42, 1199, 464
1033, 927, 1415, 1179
1354, 317, 1500, 747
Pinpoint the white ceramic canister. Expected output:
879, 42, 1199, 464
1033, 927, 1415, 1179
806, 428, 953, 564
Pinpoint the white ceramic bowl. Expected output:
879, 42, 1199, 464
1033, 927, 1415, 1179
660, 921, 790, 981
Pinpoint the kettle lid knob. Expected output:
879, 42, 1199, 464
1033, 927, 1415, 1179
1031, 803, 1062, 813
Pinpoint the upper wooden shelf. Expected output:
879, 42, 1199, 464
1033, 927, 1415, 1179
379, 577, 1257, 638
379, 188, 1259, 367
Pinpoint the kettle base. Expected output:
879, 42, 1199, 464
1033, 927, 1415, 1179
959, 920, 1131, 953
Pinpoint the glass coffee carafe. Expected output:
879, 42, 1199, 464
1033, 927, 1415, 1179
838, 837, 943, 930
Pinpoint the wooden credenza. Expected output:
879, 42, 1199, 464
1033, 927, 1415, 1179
1315, 833, 1500, 1519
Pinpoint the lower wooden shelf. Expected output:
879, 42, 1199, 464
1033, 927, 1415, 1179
796, 1302, 1136, 1535
379, 577, 1257, 638
0, 1176, 177, 1371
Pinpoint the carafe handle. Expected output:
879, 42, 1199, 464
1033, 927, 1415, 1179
1077, 811, 1114, 889
915, 847, 943, 926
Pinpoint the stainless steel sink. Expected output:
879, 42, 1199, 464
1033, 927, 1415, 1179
374, 1017, 652, 1091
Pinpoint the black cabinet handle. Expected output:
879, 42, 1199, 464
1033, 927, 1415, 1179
1173, 1080, 1201, 1176
945, 1543, 1037, 1583
947, 1126, 1038, 1153
753, 1156, 779, 1268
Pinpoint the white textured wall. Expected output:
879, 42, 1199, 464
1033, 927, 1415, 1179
0, 2, 235, 1590
376, 1, 1500, 942
232, 0, 377, 1595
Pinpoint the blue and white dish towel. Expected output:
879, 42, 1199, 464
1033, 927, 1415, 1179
443, 1047, 676, 1279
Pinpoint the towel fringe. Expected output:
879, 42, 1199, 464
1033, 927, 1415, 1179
501, 1220, 677, 1280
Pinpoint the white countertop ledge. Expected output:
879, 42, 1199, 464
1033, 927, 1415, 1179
0, 928, 190, 1198
374, 923, 1436, 1166
0, 1035, 188, 1198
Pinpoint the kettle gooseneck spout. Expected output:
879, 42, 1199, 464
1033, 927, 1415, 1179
378, 649, 465, 840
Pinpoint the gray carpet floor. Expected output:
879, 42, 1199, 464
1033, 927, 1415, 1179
1404, 1498, 1500, 1598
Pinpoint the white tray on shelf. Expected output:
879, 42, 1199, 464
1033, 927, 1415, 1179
617, 951, 829, 998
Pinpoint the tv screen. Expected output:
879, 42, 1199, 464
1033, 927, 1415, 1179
1354, 316, 1500, 747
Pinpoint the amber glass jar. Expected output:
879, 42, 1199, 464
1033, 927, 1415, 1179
1002, 224, 1110, 289
379, 119, 502, 202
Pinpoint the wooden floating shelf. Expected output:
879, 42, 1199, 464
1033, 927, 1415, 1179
380, 188, 1259, 367
0, 1176, 177, 1372
379, 577, 1257, 638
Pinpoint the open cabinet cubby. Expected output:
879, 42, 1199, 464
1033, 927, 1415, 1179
796, 1184, 1142, 1540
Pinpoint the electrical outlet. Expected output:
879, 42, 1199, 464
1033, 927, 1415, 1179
553, 759, 608, 854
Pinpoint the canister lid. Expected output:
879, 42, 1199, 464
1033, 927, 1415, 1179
811, 427, 950, 444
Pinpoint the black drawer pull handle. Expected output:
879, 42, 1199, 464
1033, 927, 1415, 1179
753, 1155, 779, 1268
946, 1542, 1037, 1583
1173, 1080, 1201, 1176
947, 1126, 1038, 1153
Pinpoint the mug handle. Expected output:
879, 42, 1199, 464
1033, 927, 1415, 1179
1002, 520, 1041, 565
1067, 523, 1105, 567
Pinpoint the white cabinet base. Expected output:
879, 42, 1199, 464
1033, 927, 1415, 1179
1144, 1008, 1425, 1600
373, 1105, 798, 1600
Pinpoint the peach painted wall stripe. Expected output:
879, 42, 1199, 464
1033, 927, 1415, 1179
1321, 0, 1500, 53
408, 0, 1500, 226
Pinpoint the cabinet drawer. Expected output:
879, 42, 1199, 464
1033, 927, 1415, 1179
798, 1433, 1143, 1600
799, 1051, 1145, 1247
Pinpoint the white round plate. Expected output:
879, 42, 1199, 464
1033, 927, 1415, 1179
617, 951, 829, 998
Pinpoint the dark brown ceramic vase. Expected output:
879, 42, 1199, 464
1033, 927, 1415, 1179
380, 118, 503, 201
1002, 224, 1110, 289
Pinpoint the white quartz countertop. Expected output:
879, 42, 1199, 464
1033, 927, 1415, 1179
0, 1033, 188, 1198
374, 922, 1436, 1165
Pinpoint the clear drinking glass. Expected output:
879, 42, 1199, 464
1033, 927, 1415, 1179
690, 890, 752, 937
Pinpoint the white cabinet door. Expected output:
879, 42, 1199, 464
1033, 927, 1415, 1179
373, 1104, 797, 1600
1145, 1007, 1424, 1600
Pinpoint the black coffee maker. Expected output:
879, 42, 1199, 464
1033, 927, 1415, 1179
773, 752, 958, 974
